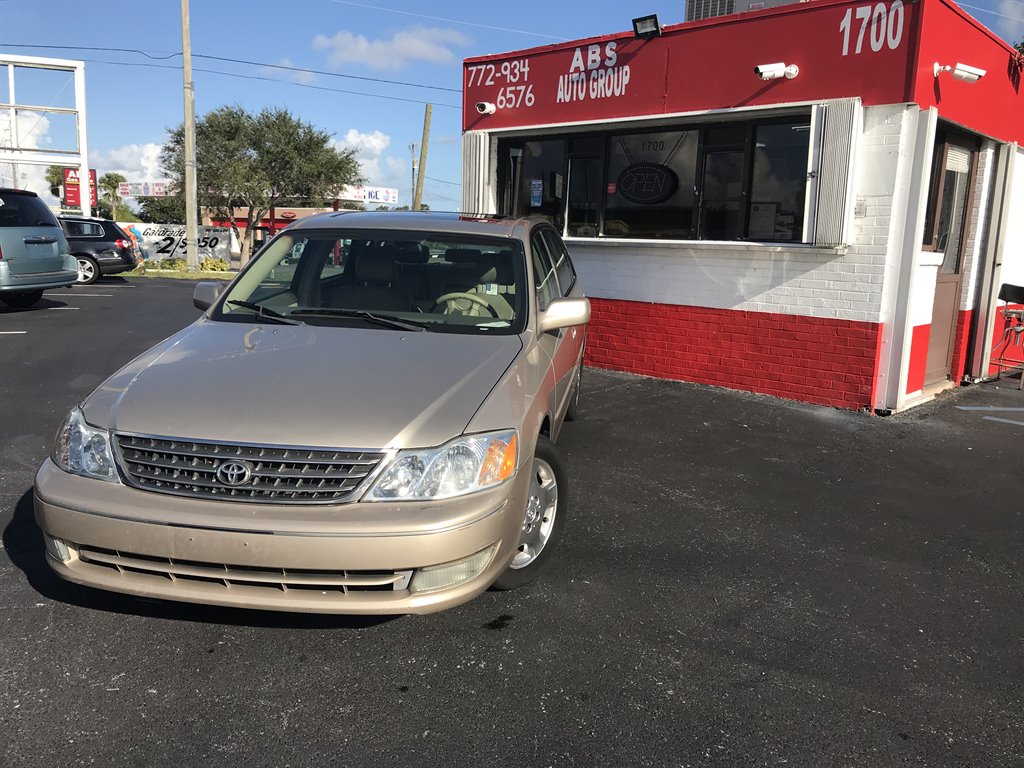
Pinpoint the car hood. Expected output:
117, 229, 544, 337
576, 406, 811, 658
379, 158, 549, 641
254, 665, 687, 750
82, 319, 523, 450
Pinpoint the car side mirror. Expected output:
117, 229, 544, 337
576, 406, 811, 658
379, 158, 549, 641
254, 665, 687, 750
193, 281, 225, 311
538, 296, 590, 334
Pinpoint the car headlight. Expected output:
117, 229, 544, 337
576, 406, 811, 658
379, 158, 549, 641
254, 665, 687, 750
364, 430, 517, 501
52, 406, 119, 482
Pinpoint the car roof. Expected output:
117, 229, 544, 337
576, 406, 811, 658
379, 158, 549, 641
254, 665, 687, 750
287, 210, 548, 240
58, 215, 117, 223
0, 187, 40, 198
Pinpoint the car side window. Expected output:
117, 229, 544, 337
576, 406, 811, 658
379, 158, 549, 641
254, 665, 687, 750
65, 221, 86, 236
541, 229, 577, 296
530, 230, 559, 312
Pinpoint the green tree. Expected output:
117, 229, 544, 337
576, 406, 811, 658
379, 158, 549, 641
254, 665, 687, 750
162, 106, 363, 264
96, 172, 138, 220
1015, 39, 1023, 55
137, 194, 187, 224
46, 165, 72, 197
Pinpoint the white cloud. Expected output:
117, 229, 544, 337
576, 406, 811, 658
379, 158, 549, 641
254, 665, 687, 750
332, 129, 406, 197
260, 58, 316, 85
0, 110, 58, 205
89, 142, 164, 181
313, 26, 470, 71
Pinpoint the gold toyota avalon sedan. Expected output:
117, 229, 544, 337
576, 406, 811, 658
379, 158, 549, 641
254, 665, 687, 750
34, 212, 589, 614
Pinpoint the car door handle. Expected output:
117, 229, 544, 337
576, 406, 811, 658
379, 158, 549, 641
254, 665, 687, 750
24, 236, 58, 244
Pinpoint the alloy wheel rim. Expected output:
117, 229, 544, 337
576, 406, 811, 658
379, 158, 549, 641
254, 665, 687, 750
77, 259, 95, 283
510, 457, 557, 569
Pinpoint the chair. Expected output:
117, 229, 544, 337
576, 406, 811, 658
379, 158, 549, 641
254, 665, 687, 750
993, 282, 1024, 389
325, 246, 414, 312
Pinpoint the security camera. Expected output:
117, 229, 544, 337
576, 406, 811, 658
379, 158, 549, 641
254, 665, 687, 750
753, 62, 799, 81
933, 62, 986, 82
475, 101, 497, 115
952, 62, 986, 82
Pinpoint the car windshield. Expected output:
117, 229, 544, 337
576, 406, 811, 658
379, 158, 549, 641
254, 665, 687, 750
215, 230, 527, 334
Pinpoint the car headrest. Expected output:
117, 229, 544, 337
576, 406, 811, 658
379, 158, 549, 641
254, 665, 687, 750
354, 248, 398, 283
392, 241, 429, 264
475, 254, 515, 285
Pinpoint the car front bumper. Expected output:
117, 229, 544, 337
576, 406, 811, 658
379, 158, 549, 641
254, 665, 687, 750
34, 458, 529, 614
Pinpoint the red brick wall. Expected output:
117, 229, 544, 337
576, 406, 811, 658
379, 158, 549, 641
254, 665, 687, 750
583, 298, 882, 410
949, 309, 973, 385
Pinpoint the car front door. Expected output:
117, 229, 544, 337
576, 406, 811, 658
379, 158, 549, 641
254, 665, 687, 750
530, 225, 580, 423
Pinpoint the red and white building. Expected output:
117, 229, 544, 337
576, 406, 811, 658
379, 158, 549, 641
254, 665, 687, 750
461, 0, 1024, 412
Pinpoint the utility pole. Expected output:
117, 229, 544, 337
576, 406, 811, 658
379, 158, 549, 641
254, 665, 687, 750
412, 104, 432, 212
408, 143, 416, 209
180, 0, 199, 271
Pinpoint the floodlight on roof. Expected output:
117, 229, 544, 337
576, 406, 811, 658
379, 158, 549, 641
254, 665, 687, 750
632, 14, 662, 40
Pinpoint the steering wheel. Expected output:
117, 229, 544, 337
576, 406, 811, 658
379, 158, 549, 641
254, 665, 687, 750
432, 291, 499, 317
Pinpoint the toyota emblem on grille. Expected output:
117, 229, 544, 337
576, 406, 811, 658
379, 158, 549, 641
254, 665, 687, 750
216, 460, 254, 486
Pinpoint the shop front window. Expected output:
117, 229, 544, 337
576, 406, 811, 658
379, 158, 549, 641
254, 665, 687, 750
747, 122, 811, 242
497, 114, 812, 243
510, 139, 566, 230
604, 130, 697, 239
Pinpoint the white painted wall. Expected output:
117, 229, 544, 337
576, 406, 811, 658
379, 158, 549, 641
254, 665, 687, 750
999, 146, 1024, 290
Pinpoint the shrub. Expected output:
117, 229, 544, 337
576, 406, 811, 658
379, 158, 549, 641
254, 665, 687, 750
199, 257, 231, 272
157, 257, 188, 270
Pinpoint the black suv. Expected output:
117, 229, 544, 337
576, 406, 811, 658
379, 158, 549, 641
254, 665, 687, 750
58, 216, 138, 284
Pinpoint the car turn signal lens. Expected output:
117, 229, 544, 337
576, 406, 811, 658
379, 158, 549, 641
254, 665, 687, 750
479, 433, 517, 486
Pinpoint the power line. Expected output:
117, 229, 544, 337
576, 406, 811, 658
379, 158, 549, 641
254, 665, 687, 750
331, 0, 572, 41
959, 2, 1024, 22
0, 43, 181, 59
195, 54, 460, 93
0, 43, 461, 93
425, 175, 460, 186
52, 57, 460, 109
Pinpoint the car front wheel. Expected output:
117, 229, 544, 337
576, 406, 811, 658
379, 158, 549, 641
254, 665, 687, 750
76, 255, 99, 285
491, 435, 566, 591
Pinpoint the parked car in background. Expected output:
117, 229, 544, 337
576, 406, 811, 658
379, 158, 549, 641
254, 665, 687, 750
0, 188, 77, 308
35, 211, 590, 615
58, 216, 138, 284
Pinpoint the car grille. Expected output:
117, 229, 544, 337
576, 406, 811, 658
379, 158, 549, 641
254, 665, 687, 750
76, 544, 412, 593
114, 435, 386, 504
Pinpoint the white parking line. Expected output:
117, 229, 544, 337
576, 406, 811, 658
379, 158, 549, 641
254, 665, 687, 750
983, 416, 1024, 427
51, 307, 80, 310
0, 330, 28, 334
69, 293, 113, 297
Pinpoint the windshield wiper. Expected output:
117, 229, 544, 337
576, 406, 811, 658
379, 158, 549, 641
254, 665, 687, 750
226, 299, 304, 325
291, 307, 428, 331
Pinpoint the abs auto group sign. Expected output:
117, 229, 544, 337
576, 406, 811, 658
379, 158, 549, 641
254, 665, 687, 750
117, 223, 232, 264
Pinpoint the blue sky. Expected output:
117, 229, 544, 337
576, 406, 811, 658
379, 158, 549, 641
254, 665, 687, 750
0, 0, 1021, 211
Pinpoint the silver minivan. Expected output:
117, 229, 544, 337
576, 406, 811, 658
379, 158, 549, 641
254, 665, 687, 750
35, 212, 590, 614
0, 188, 78, 308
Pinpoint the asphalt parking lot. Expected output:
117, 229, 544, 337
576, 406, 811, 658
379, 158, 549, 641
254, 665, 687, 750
2, 277, 1023, 767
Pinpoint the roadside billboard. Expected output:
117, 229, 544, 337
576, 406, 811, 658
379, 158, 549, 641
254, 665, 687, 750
117, 222, 232, 264
118, 180, 173, 198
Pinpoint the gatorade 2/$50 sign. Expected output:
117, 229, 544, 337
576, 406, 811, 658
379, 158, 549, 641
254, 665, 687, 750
119, 224, 232, 263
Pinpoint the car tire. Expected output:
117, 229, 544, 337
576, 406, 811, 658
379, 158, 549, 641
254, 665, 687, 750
564, 367, 582, 422
75, 255, 99, 285
1, 290, 44, 308
491, 436, 567, 591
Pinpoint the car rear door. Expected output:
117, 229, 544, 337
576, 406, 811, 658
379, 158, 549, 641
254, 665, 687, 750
0, 192, 66, 275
